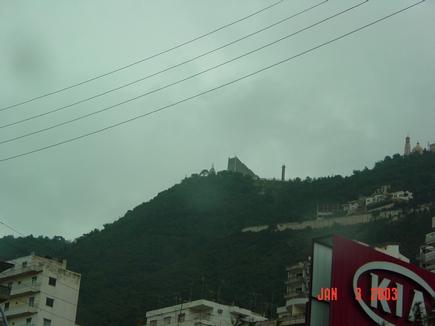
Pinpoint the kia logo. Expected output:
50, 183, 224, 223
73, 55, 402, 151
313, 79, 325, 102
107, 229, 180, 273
353, 262, 435, 326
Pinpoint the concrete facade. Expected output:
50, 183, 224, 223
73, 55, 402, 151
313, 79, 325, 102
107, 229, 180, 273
146, 299, 267, 326
276, 262, 310, 326
0, 253, 81, 326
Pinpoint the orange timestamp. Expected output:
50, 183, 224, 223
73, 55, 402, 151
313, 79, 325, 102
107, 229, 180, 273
355, 287, 398, 301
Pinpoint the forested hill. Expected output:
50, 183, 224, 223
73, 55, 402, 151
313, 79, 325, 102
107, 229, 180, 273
0, 152, 434, 326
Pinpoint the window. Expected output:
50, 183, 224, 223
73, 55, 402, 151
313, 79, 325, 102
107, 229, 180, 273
163, 317, 171, 325
4, 302, 9, 311
32, 276, 37, 285
29, 297, 35, 306
43, 318, 51, 326
46, 297, 54, 307
7, 282, 12, 289
22, 261, 28, 268
178, 313, 185, 323
48, 277, 56, 286
26, 318, 32, 325
150, 320, 157, 326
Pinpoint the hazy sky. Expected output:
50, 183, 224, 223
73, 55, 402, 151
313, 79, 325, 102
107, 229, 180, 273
1, 0, 433, 240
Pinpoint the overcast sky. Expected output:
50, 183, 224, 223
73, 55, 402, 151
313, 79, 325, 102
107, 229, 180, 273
1, 0, 433, 241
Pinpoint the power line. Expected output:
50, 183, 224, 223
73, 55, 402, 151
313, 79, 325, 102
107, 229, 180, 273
0, 0, 363, 146
0, 269, 79, 306
2, 290, 78, 324
0, 0, 283, 112
0, 234, 123, 308
0, 0, 425, 163
0, 1, 325, 129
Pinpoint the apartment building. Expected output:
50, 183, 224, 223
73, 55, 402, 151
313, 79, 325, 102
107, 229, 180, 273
276, 261, 309, 326
0, 253, 81, 326
146, 299, 267, 326
419, 232, 435, 272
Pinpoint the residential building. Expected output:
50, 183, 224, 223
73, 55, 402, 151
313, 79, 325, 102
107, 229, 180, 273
417, 217, 435, 273
276, 261, 310, 326
316, 204, 340, 219
341, 200, 363, 214
374, 243, 410, 263
0, 261, 13, 325
390, 190, 413, 201
0, 253, 81, 326
146, 299, 267, 326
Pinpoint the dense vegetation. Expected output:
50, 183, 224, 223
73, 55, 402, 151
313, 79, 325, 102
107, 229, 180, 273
0, 152, 434, 326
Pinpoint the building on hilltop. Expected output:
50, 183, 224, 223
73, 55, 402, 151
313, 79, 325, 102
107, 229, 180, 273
146, 299, 267, 326
0, 253, 81, 326
404, 134, 434, 155
404, 134, 411, 155
227, 156, 258, 179
412, 141, 424, 154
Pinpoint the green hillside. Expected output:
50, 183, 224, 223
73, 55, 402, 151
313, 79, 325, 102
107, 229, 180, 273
0, 152, 434, 326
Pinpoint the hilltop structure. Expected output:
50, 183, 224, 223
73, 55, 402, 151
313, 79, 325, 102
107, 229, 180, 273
0, 253, 81, 326
227, 156, 258, 179
404, 134, 435, 155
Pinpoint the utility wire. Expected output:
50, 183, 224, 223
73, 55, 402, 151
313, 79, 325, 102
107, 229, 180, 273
0, 235, 123, 308
0, 269, 79, 306
0, 1, 283, 112
0, 221, 130, 282
0, 0, 425, 163
2, 292, 78, 324
0, 0, 364, 145
0, 1, 326, 129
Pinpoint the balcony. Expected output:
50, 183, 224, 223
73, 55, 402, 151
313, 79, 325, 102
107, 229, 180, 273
285, 276, 305, 285
419, 251, 435, 263
5, 302, 38, 318
0, 263, 43, 280
286, 297, 308, 309
426, 232, 435, 245
284, 291, 307, 300
10, 282, 42, 297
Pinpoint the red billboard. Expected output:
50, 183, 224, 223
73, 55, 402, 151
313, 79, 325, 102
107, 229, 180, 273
309, 234, 435, 326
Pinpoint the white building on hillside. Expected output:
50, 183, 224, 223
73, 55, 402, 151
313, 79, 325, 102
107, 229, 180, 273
390, 191, 413, 201
146, 299, 267, 326
0, 253, 81, 326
